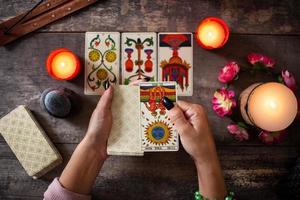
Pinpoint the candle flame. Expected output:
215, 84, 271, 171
51, 52, 77, 79
197, 20, 226, 48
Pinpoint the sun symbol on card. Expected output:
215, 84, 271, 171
144, 120, 172, 145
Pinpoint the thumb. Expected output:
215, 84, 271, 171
97, 86, 114, 110
168, 104, 193, 136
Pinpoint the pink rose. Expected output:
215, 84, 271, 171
281, 69, 297, 92
212, 87, 236, 117
247, 53, 275, 68
218, 61, 240, 83
258, 130, 287, 145
227, 123, 249, 141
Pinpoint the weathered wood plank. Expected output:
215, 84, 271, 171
0, 0, 300, 35
0, 143, 298, 199
0, 32, 299, 145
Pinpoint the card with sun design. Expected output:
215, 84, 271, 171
121, 32, 157, 85
85, 32, 120, 95
140, 82, 179, 151
157, 32, 193, 96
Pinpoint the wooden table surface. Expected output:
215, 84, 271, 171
1, 0, 300, 199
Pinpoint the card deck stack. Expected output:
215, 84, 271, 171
108, 85, 144, 156
0, 105, 62, 178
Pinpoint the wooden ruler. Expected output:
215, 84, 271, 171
0, 0, 97, 46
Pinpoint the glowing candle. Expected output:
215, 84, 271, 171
195, 17, 229, 49
240, 82, 298, 132
46, 48, 80, 80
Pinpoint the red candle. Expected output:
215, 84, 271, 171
46, 48, 80, 80
195, 17, 229, 49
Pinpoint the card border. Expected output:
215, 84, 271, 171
157, 32, 193, 96
84, 32, 121, 95
121, 32, 158, 85
139, 81, 179, 152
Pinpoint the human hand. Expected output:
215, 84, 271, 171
167, 100, 227, 198
167, 100, 216, 165
86, 86, 114, 157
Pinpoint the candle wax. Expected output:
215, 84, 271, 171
51, 52, 77, 79
248, 82, 298, 131
197, 21, 226, 48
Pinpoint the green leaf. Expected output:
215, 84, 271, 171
124, 78, 130, 85
253, 62, 267, 72
278, 75, 284, 84
237, 122, 248, 129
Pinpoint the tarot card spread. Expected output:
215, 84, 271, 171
140, 82, 179, 151
122, 32, 157, 85
85, 32, 120, 95
158, 33, 193, 96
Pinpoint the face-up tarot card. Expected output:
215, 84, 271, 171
158, 32, 193, 96
140, 82, 179, 151
121, 32, 157, 85
85, 32, 120, 95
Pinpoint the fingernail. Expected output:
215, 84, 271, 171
162, 96, 174, 110
104, 81, 110, 90
144, 77, 151, 82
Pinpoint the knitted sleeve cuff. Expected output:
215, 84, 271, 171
44, 177, 91, 200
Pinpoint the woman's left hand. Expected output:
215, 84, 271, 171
86, 86, 114, 157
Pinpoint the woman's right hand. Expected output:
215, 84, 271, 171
167, 100, 216, 164
167, 100, 227, 199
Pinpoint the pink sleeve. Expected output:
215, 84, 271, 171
44, 178, 91, 200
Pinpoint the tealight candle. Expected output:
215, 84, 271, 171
46, 48, 80, 80
240, 82, 298, 132
195, 17, 229, 49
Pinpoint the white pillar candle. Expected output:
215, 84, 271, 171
240, 82, 298, 132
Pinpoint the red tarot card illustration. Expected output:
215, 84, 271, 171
122, 32, 157, 85
158, 33, 193, 96
140, 82, 179, 151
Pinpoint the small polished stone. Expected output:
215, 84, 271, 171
42, 89, 71, 118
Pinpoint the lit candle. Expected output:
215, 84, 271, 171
195, 17, 229, 49
46, 48, 80, 80
240, 82, 298, 132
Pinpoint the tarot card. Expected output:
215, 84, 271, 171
121, 32, 157, 85
85, 32, 120, 95
157, 32, 193, 96
108, 85, 143, 156
140, 82, 179, 152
